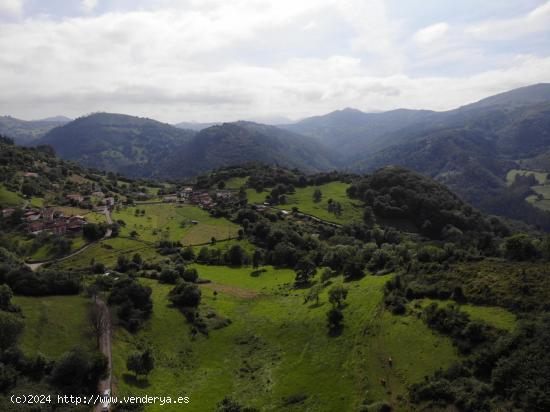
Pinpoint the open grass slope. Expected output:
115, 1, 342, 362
13, 295, 93, 358
52, 237, 161, 271
247, 181, 363, 224
113, 204, 239, 245
112, 268, 460, 412
506, 169, 548, 185
0, 184, 24, 207
223, 177, 248, 190
506, 168, 550, 211
28, 235, 88, 262
413, 299, 517, 332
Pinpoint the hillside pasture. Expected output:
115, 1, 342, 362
52, 237, 160, 271
288, 182, 364, 224
412, 299, 517, 332
113, 204, 239, 245
506, 169, 548, 185
112, 270, 460, 411
0, 184, 24, 207
14, 295, 92, 358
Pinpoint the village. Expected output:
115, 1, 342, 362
0, 184, 237, 238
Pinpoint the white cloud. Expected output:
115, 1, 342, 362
82, 0, 98, 13
0, 0, 24, 16
413, 22, 449, 44
0, 0, 548, 122
466, 0, 550, 39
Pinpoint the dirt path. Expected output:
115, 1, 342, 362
94, 297, 112, 412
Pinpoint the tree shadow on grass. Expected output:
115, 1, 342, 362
122, 373, 151, 388
328, 325, 344, 337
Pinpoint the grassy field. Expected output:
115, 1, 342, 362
506, 169, 550, 211
30, 197, 44, 208
0, 184, 24, 207
53, 237, 161, 271
223, 177, 248, 190
28, 235, 88, 261
14, 295, 93, 358
192, 238, 257, 256
247, 182, 363, 224
506, 169, 548, 185
413, 299, 517, 332
112, 268, 459, 411
113, 204, 239, 245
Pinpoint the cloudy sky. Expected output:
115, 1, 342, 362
1, 0, 549, 123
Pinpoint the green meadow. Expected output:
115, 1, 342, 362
0, 184, 24, 207
247, 181, 363, 224
14, 295, 93, 358
52, 237, 161, 271
112, 268, 460, 412
506, 169, 548, 185
413, 299, 517, 332
113, 204, 239, 245
223, 176, 248, 190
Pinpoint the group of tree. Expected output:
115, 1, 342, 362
108, 277, 153, 332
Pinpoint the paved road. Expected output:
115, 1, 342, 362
94, 297, 112, 412
26, 209, 113, 272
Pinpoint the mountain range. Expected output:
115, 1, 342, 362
0, 115, 71, 145
2, 83, 550, 227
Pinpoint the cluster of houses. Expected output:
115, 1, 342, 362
160, 186, 234, 210
23, 207, 87, 235
67, 192, 115, 208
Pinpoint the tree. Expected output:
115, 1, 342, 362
328, 285, 348, 308
108, 278, 153, 332
88, 303, 109, 349
51, 348, 108, 393
169, 281, 201, 308
0, 284, 14, 311
0, 311, 24, 350
313, 189, 322, 203
238, 187, 247, 202
127, 348, 155, 378
132, 253, 143, 265
116, 255, 130, 272
83, 223, 106, 241
304, 284, 323, 305
252, 250, 262, 268
327, 308, 343, 332
294, 257, 317, 286
342, 257, 365, 280
504, 234, 538, 261
182, 267, 199, 283
226, 244, 245, 266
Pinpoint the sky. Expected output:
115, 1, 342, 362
0, 0, 549, 123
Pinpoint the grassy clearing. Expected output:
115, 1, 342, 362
0, 184, 24, 207
223, 177, 248, 190
30, 197, 44, 208
248, 182, 363, 224
413, 299, 517, 332
53, 237, 161, 271
112, 269, 459, 411
192, 238, 257, 256
506, 169, 548, 185
113, 204, 239, 245
14, 295, 92, 358
532, 185, 550, 198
